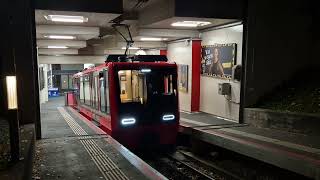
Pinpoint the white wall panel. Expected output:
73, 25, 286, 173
199, 25, 243, 121
167, 41, 192, 112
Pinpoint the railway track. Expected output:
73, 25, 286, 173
174, 150, 243, 180
137, 148, 237, 180
136, 142, 310, 180
165, 152, 216, 180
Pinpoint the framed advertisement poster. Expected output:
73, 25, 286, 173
178, 64, 188, 92
201, 43, 237, 79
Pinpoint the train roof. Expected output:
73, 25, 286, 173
106, 54, 168, 63
73, 55, 176, 78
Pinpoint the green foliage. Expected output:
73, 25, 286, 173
257, 69, 320, 114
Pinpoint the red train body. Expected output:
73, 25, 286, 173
72, 57, 179, 148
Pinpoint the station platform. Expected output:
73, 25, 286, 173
35, 97, 166, 180
179, 112, 320, 180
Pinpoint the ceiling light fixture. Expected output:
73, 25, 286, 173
121, 47, 139, 50
45, 15, 88, 23
47, 46, 68, 49
45, 35, 75, 40
171, 21, 211, 27
140, 37, 168, 41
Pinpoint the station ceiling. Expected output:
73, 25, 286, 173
36, 0, 242, 63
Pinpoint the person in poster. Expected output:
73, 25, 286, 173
209, 48, 224, 76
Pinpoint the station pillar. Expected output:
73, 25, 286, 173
1, 0, 41, 141
191, 40, 201, 112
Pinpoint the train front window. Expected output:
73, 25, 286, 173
118, 69, 177, 104
118, 70, 148, 104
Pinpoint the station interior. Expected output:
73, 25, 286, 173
0, 0, 319, 180
37, 10, 243, 122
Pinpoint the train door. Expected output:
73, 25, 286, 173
73, 77, 80, 106
99, 69, 112, 131
93, 72, 99, 110
99, 69, 110, 114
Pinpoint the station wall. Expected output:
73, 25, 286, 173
39, 64, 49, 104
167, 41, 193, 112
244, 0, 313, 107
200, 25, 243, 121
167, 25, 243, 121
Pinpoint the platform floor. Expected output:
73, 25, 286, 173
36, 97, 166, 180
179, 112, 320, 179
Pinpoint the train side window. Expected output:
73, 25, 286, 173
164, 75, 174, 95
84, 75, 90, 105
93, 75, 99, 109
105, 71, 110, 114
100, 72, 105, 113
100, 70, 110, 114
80, 77, 85, 103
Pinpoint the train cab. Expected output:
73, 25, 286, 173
72, 55, 179, 148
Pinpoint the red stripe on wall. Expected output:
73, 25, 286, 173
160, 50, 167, 56
191, 40, 201, 112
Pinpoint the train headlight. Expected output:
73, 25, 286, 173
162, 114, 175, 121
121, 118, 136, 125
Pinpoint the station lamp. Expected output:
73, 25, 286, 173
5, 75, 20, 162
6, 76, 18, 110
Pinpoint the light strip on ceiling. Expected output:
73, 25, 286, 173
45, 35, 75, 39
171, 21, 211, 27
121, 47, 139, 50
140, 37, 168, 41
47, 46, 68, 49
45, 15, 88, 23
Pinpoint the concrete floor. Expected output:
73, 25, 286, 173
34, 96, 147, 180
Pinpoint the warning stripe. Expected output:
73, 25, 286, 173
57, 107, 129, 180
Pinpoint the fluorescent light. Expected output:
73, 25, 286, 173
140, 37, 168, 41
45, 35, 75, 39
121, 118, 136, 125
45, 15, 88, 23
141, 69, 151, 73
172, 22, 197, 27
171, 21, 211, 27
6, 76, 18, 110
47, 46, 68, 49
121, 47, 139, 50
163, 114, 175, 121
